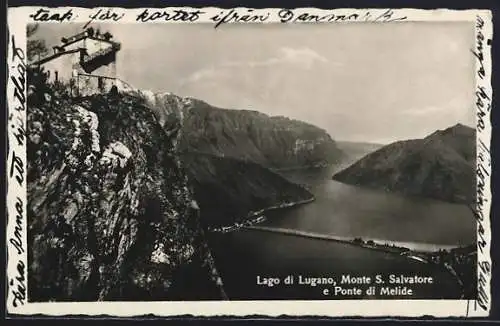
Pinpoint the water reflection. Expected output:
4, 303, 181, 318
269, 165, 476, 246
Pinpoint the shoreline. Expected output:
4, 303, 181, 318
243, 225, 412, 255
243, 226, 466, 255
271, 163, 331, 172
207, 196, 315, 233
242, 225, 474, 293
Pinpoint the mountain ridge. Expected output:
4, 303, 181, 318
118, 83, 344, 170
180, 97, 343, 169
333, 124, 476, 204
116, 84, 324, 227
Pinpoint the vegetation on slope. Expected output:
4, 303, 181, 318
27, 71, 226, 301
333, 124, 476, 204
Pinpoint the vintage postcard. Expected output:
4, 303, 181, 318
6, 6, 493, 318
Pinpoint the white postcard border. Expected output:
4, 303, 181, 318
6, 6, 493, 318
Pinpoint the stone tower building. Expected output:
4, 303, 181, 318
30, 27, 121, 96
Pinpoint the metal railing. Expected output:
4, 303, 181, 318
81, 42, 121, 65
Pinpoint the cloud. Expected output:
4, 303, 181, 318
279, 47, 329, 67
180, 67, 218, 84
179, 47, 338, 87
224, 47, 332, 69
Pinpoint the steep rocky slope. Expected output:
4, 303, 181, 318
333, 124, 476, 203
177, 98, 343, 169
133, 90, 343, 169
182, 153, 314, 228
27, 82, 226, 301
128, 90, 323, 227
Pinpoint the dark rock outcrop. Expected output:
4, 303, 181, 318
182, 153, 314, 228
27, 84, 226, 301
333, 124, 476, 204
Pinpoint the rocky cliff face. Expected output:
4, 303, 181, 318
27, 83, 226, 301
177, 98, 343, 169
333, 124, 476, 204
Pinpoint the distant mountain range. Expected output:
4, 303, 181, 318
180, 98, 343, 170
336, 141, 384, 159
135, 91, 339, 226
335, 141, 384, 169
135, 90, 343, 170
333, 124, 476, 204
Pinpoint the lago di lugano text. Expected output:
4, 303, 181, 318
256, 274, 434, 297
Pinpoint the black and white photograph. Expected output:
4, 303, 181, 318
6, 6, 493, 318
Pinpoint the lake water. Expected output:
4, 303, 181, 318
266, 164, 476, 247
209, 161, 476, 300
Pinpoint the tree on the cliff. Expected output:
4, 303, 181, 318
27, 23, 48, 62
27, 24, 50, 104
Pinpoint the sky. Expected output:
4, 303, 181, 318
34, 22, 476, 144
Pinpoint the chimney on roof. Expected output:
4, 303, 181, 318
103, 32, 113, 41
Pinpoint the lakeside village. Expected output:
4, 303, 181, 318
208, 215, 267, 233
207, 197, 315, 233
